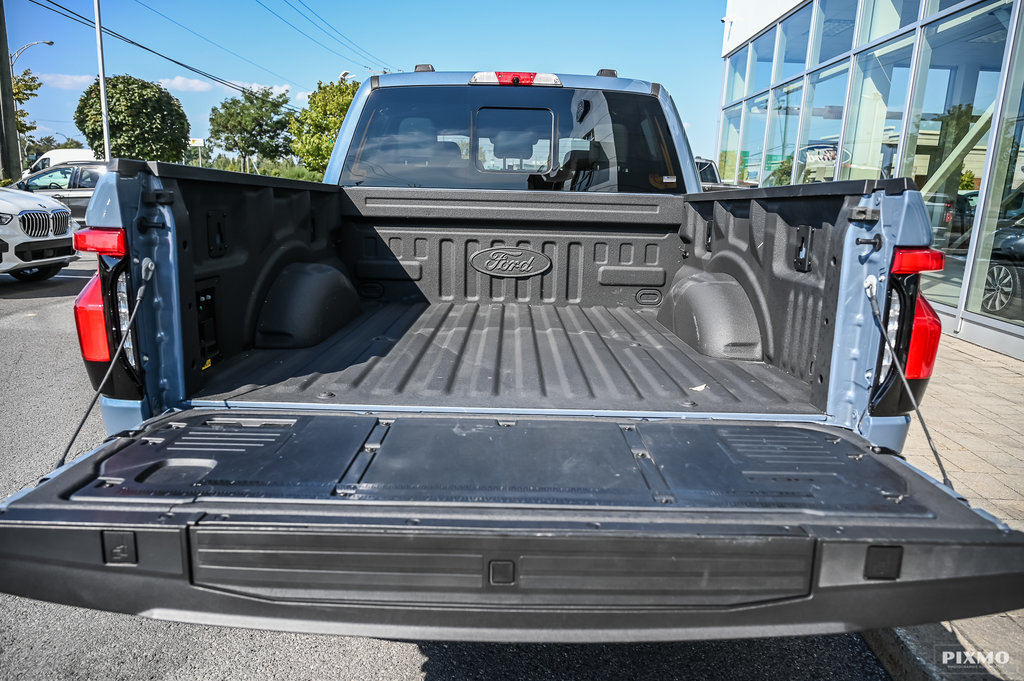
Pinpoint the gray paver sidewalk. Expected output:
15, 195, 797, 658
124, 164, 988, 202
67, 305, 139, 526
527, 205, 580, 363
888, 336, 1024, 680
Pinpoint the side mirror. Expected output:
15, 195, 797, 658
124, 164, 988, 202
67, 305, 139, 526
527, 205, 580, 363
16, 181, 27, 191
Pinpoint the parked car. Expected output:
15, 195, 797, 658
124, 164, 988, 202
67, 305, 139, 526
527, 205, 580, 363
946, 190, 979, 252
0, 186, 78, 281
2, 68, 1023, 642
981, 217, 1024, 318
922, 191, 954, 246
15, 161, 106, 220
26, 148, 96, 174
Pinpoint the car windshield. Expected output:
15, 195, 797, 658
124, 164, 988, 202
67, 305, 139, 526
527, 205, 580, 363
339, 85, 685, 193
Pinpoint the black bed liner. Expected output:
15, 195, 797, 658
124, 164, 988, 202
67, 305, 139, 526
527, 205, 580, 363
194, 302, 817, 413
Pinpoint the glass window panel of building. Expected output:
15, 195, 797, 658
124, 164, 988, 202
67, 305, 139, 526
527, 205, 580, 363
749, 28, 777, 95
719, 104, 743, 184
902, 0, 1013, 309
925, 0, 967, 15
859, 0, 920, 45
776, 4, 813, 82
739, 94, 770, 184
763, 80, 804, 186
725, 45, 749, 104
794, 61, 850, 183
964, 9, 1024, 327
810, 0, 857, 66
840, 34, 914, 181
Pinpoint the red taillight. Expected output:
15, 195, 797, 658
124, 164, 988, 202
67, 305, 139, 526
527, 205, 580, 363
75, 274, 110, 362
905, 294, 941, 379
74, 227, 126, 257
495, 71, 536, 85
892, 247, 945, 274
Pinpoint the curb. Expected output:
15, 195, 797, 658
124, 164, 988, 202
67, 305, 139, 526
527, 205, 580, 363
863, 625, 1003, 681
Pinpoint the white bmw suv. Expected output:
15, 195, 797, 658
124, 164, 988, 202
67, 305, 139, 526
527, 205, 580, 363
0, 186, 79, 282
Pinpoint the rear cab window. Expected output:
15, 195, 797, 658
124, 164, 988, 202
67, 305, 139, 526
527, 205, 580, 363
339, 85, 684, 194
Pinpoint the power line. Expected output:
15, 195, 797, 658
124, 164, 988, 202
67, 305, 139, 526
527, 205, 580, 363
30, 0, 302, 112
252, 0, 372, 71
278, 0, 377, 69
130, 0, 314, 92
293, 0, 398, 71
285, 0, 398, 72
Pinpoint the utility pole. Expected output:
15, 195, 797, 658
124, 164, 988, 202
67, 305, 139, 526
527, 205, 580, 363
94, 0, 111, 161
0, 0, 24, 180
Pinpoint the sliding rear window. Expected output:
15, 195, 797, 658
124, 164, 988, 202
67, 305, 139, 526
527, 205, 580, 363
339, 85, 684, 194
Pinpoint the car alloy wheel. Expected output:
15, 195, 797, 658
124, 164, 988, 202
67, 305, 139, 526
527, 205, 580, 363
982, 263, 1017, 313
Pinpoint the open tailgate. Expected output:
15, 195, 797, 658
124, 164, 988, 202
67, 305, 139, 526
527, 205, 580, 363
2, 409, 1022, 642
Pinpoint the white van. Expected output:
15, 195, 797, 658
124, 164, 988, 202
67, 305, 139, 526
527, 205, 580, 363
27, 148, 97, 174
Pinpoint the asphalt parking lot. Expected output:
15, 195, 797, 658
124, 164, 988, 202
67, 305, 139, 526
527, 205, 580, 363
0, 256, 892, 681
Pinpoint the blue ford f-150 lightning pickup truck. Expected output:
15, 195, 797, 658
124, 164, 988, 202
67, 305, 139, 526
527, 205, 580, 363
1, 69, 1022, 642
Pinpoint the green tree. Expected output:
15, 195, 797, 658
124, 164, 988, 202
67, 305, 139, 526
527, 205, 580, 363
208, 87, 293, 172
766, 157, 793, 187
289, 79, 359, 174
959, 168, 977, 191
12, 69, 42, 136
74, 75, 189, 161
25, 135, 86, 159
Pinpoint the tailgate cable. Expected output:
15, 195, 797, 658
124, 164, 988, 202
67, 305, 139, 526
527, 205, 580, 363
864, 276, 954, 490
55, 258, 156, 470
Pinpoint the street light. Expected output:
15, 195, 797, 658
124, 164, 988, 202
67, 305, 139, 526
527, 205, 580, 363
9, 40, 53, 69
8, 40, 54, 171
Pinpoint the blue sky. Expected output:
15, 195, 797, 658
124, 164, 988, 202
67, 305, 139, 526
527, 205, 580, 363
7, 0, 727, 159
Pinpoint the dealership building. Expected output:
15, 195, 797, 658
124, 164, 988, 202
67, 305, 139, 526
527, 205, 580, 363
718, 0, 1024, 359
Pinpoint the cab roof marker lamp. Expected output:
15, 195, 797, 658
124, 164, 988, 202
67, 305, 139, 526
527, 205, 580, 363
469, 72, 563, 86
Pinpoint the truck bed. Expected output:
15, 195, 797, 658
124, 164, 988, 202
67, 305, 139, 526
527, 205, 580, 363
194, 302, 818, 414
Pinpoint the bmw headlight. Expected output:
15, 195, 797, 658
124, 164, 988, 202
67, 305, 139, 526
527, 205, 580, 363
0, 213, 12, 225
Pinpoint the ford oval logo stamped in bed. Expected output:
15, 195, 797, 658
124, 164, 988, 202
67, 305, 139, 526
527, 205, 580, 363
470, 247, 551, 278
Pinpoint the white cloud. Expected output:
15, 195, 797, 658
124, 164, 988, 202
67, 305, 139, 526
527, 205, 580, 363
159, 76, 213, 92
40, 73, 94, 90
683, 121, 692, 129
294, 91, 311, 103
224, 81, 292, 97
